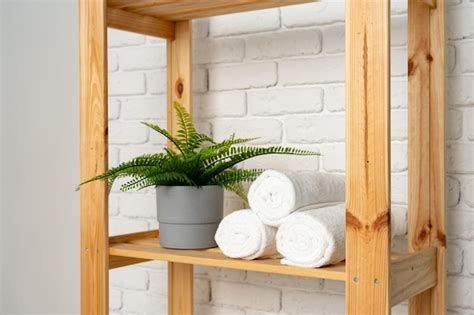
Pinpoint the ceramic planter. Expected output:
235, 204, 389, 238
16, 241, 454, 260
156, 186, 224, 249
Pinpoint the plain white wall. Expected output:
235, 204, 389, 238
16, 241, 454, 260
1, 0, 79, 313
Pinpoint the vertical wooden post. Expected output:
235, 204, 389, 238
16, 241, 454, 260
167, 20, 193, 136
79, 0, 109, 314
408, 0, 446, 314
167, 20, 194, 315
345, 1, 391, 314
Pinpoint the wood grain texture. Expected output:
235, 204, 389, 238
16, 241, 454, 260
166, 20, 194, 315
345, 1, 391, 314
408, 0, 432, 254
108, 234, 442, 285
107, 7, 175, 39
109, 230, 159, 268
108, 0, 318, 21
169, 262, 194, 315
422, 0, 437, 9
391, 248, 437, 306
109, 237, 347, 281
167, 20, 192, 140
407, 2, 432, 312
79, 0, 109, 314
109, 256, 151, 269
109, 229, 159, 244
429, 0, 446, 313
408, 0, 446, 314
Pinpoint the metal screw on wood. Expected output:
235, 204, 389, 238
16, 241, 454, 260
373, 278, 379, 285
353, 277, 359, 283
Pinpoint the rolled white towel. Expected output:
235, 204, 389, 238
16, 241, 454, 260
391, 206, 408, 237
277, 204, 408, 268
248, 170, 345, 227
215, 210, 277, 260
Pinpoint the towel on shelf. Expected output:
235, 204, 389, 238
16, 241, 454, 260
391, 206, 408, 237
248, 170, 345, 227
276, 204, 408, 268
215, 210, 278, 260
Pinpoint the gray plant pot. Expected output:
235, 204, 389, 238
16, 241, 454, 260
156, 186, 224, 249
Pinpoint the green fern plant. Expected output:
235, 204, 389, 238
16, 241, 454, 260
80, 102, 319, 199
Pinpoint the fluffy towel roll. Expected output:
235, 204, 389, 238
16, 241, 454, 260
277, 204, 408, 268
391, 206, 408, 237
215, 210, 277, 260
248, 170, 345, 227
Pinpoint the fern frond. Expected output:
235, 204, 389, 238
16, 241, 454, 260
202, 146, 319, 180
78, 153, 166, 189
221, 182, 248, 202
121, 171, 196, 191
210, 168, 263, 186
207, 134, 258, 151
199, 134, 258, 163
174, 101, 197, 147
188, 133, 215, 151
80, 102, 319, 201
141, 122, 187, 156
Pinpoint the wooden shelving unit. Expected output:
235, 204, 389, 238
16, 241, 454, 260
79, 1, 446, 314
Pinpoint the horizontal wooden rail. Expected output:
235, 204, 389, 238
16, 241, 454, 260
109, 229, 159, 244
109, 230, 159, 268
390, 248, 437, 306
109, 256, 151, 269
107, 7, 175, 39
108, 231, 346, 280
108, 229, 438, 294
107, 0, 319, 21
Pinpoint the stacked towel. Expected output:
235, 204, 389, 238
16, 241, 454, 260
215, 170, 408, 265
391, 206, 408, 237
215, 210, 278, 260
276, 204, 408, 268
248, 170, 345, 227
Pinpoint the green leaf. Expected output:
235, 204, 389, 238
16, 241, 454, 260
121, 171, 196, 191
141, 122, 187, 156
202, 146, 319, 180
210, 168, 263, 186
78, 153, 167, 189
173, 101, 197, 149
221, 182, 248, 202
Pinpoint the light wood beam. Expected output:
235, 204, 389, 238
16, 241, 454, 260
109, 229, 159, 244
107, 7, 175, 39
422, 0, 437, 9
408, 0, 446, 313
109, 256, 151, 269
345, 0, 391, 314
429, 1, 446, 313
166, 20, 194, 315
79, 0, 109, 313
391, 248, 437, 307
167, 21, 193, 137
127, 0, 317, 21
109, 240, 347, 281
107, 1, 318, 21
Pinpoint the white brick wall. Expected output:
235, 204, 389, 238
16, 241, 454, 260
108, 1, 474, 314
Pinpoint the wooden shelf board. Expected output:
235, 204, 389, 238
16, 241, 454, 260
107, 0, 318, 21
109, 230, 438, 292
109, 231, 346, 281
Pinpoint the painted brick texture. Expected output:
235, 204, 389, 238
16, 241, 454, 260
108, 1, 474, 314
